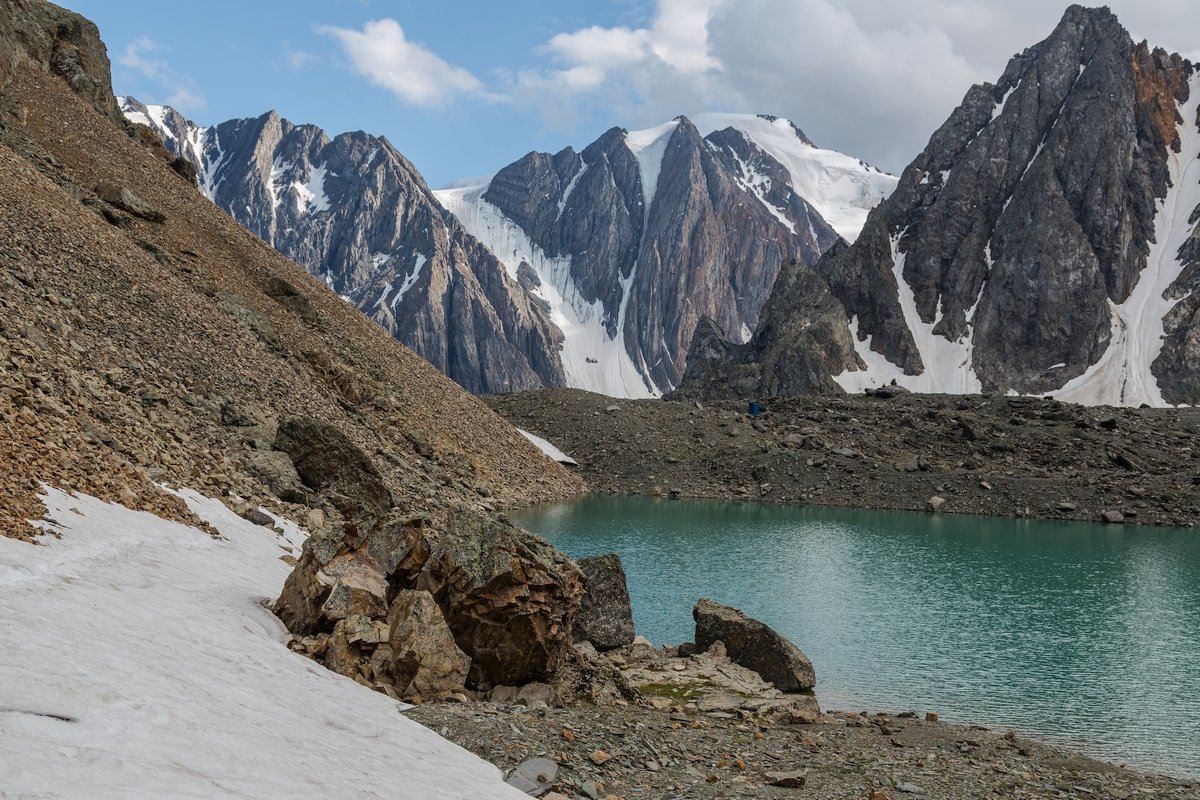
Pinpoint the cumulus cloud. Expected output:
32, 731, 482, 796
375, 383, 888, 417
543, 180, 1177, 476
318, 19, 485, 107
118, 37, 206, 112
511, 0, 1200, 172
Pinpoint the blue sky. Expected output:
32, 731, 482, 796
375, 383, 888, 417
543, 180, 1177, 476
63, 1, 1200, 188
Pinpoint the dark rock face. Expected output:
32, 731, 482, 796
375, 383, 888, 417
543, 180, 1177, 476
122, 100, 564, 395
0, 0, 124, 127
670, 257, 860, 400
273, 416, 393, 520
678, 6, 1200, 406
476, 117, 841, 393
572, 553, 635, 651
693, 598, 815, 692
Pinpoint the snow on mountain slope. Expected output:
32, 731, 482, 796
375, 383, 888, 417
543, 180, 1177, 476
1050, 73, 1200, 407
0, 487, 526, 799
436, 184, 656, 398
834, 231, 983, 394
624, 120, 680, 216
690, 113, 897, 242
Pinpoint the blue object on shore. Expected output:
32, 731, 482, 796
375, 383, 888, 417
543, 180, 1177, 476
749, 400, 761, 417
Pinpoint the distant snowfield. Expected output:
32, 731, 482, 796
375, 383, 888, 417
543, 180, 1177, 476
0, 487, 526, 800
689, 113, 897, 243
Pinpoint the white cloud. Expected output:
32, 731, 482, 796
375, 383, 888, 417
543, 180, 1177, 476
510, 0, 1200, 173
286, 50, 317, 71
318, 19, 485, 107
118, 37, 206, 112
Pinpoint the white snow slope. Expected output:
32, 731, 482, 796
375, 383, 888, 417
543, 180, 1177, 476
0, 486, 527, 800
834, 79, 1200, 407
690, 113, 897, 243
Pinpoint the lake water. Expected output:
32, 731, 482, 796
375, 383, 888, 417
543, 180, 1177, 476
511, 496, 1200, 779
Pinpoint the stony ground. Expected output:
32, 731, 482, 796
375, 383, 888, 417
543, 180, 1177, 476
488, 389, 1200, 528
409, 642, 1198, 800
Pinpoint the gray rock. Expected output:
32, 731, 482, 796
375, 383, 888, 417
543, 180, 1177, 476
1101, 509, 1126, 524
273, 416, 392, 520
505, 756, 558, 796
765, 770, 808, 788
94, 183, 165, 223
240, 507, 275, 527
516, 682, 554, 709
927, 495, 946, 512
693, 598, 815, 691
572, 553, 635, 651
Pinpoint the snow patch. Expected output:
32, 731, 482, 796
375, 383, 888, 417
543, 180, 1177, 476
390, 253, 429, 310
0, 487, 525, 799
516, 428, 578, 466
625, 121, 679, 216
291, 163, 331, 214
436, 184, 657, 398
556, 162, 589, 222
834, 231, 982, 394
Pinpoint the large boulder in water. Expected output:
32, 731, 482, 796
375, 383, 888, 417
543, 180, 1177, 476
693, 598, 816, 691
572, 553, 635, 651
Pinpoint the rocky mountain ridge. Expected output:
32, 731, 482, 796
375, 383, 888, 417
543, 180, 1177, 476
438, 113, 895, 397
124, 97, 895, 399
118, 96, 565, 395
677, 5, 1200, 407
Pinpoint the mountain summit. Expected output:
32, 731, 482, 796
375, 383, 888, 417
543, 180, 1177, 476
677, 5, 1200, 407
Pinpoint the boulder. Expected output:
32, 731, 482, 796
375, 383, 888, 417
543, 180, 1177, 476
387, 590, 470, 698
273, 416, 393, 520
275, 502, 583, 690
416, 511, 585, 686
693, 598, 815, 691
572, 553, 635, 651
94, 182, 166, 223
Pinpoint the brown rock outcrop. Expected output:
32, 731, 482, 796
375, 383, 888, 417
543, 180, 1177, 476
388, 589, 471, 698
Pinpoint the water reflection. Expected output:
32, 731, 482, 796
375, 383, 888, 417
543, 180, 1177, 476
512, 496, 1200, 779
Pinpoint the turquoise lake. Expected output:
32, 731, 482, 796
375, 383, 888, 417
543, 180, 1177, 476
511, 496, 1200, 780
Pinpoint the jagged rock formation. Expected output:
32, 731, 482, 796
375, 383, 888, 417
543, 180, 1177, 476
438, 114, 895, 397
0, 0, 587, 701
119, 97, 564, 395
678, 6, 1200, 407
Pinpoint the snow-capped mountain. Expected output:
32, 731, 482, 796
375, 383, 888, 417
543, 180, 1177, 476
676, 6, 1200, 407
118, 97, 564, 395
437, 114, 895, 397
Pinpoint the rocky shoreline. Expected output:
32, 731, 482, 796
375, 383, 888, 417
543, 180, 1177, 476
428, 387, 1200, 798
487, 389, 1200, 529
407, 635, 1197, 799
